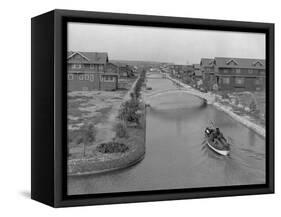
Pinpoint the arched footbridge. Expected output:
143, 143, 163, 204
143, 88, 215, 104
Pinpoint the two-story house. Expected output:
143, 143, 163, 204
214, 57, 265, 91
67, 51, 118, 91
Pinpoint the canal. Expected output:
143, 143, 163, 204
68, 73, 265, 195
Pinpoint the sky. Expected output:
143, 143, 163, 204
68, 22, 265, 65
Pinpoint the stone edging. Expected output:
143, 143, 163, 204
68, 150, 145, 176
213, 102, 265, 138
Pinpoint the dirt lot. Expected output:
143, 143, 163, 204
68, 78, 137, 159
68, 90, 127, 158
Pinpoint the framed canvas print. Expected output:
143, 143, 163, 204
31, 9, 274, 207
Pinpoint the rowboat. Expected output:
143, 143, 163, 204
205, 128, 230, 156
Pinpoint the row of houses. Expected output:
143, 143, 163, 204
67, 51, 135, 91
166, 57, 266, 92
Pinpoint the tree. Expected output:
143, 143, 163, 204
234, 98, 239, 106
80, 124, 96, 157
119, 97, 140, 124
115, 121, 128, 138
249, 99, 259, 114
212, 83, 218, 92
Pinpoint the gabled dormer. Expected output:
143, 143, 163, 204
208, 60, 214, 65
226, 59, 238, 66
252, 60, 264, 67
67, 52, 90, 62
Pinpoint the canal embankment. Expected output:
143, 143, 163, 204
164, 73, 265, 138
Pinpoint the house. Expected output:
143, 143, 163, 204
200, 58, 216, 90
175, 65, 194, 83
67, 52, 118, 91
214, 57, 265, 91
106, 62, 119, 74
100, 73, 118, 91
192, 64, 203, 79
113, 63, 133, 78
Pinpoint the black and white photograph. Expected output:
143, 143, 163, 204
67, 22, 267, 196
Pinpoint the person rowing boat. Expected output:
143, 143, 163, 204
205, 124, 230, 156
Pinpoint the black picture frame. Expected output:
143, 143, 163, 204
31, 9, 274, 207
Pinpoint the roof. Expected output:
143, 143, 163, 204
193, 64, 201, 69
214, 57, 265, 69
67, 51, 108, 64
200, 58, 214, 67
101, 73, 118, 76
173, 65, 193, 71
107, 62, 118, 67
112, 62, 130, 68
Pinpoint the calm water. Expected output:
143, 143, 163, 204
68, 75, 265, 195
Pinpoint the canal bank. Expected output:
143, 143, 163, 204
164, 73, 265, 138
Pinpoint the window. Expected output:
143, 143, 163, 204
103, 76, 115, 82
90, 74, 95, 81
235, 77, 245, 85
236, 69, 241, 74
68, 74, 74, 80
84, 74, 90, 80
222, 77, 230, 84
90, 64, 99, 71
255, 78, 263, 85
99, 65, 104, 72
260, 70, 265, 75
78, 75, 84, 80
72, 64, 82, 69
223, 69, 228, 74
248, 69, 253, 74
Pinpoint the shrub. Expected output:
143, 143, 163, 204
249, 99, 260, 115
118, 97, 140, 123
96, 142, 129, 153
80, 124, 97, 156
221, 92, 230, 99
115, 121, 128, 138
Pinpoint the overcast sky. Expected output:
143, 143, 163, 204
68, 22, 265, 65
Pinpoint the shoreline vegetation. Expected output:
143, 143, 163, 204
165, 73, 265, 138
68, 72, 146, 176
